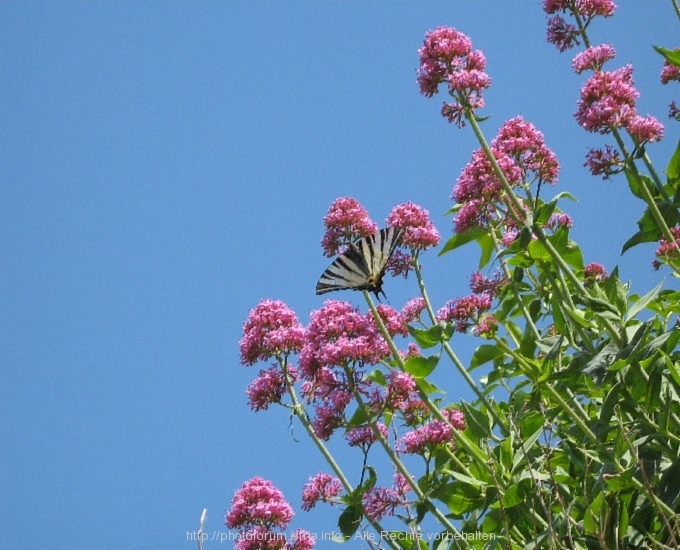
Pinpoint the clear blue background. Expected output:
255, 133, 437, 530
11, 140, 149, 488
1, 3, 677, 549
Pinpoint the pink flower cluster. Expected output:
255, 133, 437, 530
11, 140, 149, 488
655, 227, 680, 263
226, 477, 314, 550
386, 202, 440, 250
544, 0, 616, 52
301, 473, 343, 511
583, 145, 622, 179
452, 117, 559, 234
246, 365, 295, 411
397, 409, 466, 455
661, 56, 680, 85
417, 26, 491, 127
583, 262, 609, 283
321, 198, 440, 249
240, 300, 306, 366
361, 473, 412, 521
321, 197, 378, 257
574, 56, 663, 175
300, 300, 391, 376
437, 271, 504, 337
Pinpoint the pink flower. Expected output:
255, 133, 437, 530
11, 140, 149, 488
385, 371, 419, 412
451, 118, 558, 233
226, 477, 294, 531
361, 473, 412, 521
545, 1, 615, 51
320, 197, 378, 257
584, 145, 623, 179
546, 15, 579, 52
547, 213, 574, 230
577, 0, 617, 18
583, 262, 609, 282
310, 389, 352, 440
627, 114, 664, 144
544, 0, 616, 17
572, 44, 616, 73
397, 418, 456, 454
417, 27, 490, 126
240, 300, 306, 366
301, 474, 343, 511
492, 116, 560, 185
401, 297, 427, 323
576, 65, 638, 133
345, 423, 387, 448
469, 271, 506, 298
443, 408, 467, 430
417, 27, 473, 97
473, 315, 498, 338
661, 59, 680, 84
286, 530, 315, 550
436, 294, 492, 334
387, 202, 441, 250
234, 527, 286, 550
655, 227, 680, 260
397, 410, 465, 454
300, 301, 390, 376
246, 366, 295, 411
374, 304, 408, 337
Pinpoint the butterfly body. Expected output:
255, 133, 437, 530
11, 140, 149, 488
315, 227, 405, 299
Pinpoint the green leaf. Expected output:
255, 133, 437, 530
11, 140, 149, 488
461, 401, 492, 439
470, 344, 503, 370
666, 139, 680, 183
407, 322, 451, 349
404, 354, 439, 379
625, 166, 655, 200
654, 45, 680, 68
447, 470, 488, 488
626, 281, 663, 321
439, 228, 486, 255
432, 481, 482, 516
338, 505, 362, 539
527, 238, 551, 262
500, 482, 526, 508
477, 232, 495, 269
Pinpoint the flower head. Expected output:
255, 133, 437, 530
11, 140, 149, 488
584, 145, 623, 179
240, 300, 305, 366
301, 474, 343, 511
661, 57, 680, 84
546, 15, 579, 52
655, 227, 680, 261
572, 44, 616, 73
583, 262, 609, 283
362, 473, 412, 522
576, 65, 638, 133
345, 423, 387, 448
401, 297, 427, 323
321, 197, 378, 257
300, 301, 389, 377
418, 27, 490, 126
226, 477, 294, 531
386, 202, 440, 251
627, 114, 664, 145
246, 366, 296, 411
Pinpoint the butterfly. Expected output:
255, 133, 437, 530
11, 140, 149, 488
315, 226, 405, 299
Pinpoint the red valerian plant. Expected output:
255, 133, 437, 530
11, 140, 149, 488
226, 3, 680, 548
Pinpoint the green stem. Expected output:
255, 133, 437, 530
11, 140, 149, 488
283, 365, 401, 549
346, 376, 468, 549
411, 262, 508, 431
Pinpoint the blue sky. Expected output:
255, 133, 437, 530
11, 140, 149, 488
1, 3, 678, 549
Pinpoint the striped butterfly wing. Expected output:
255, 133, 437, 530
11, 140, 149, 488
315, 226, 405, 297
